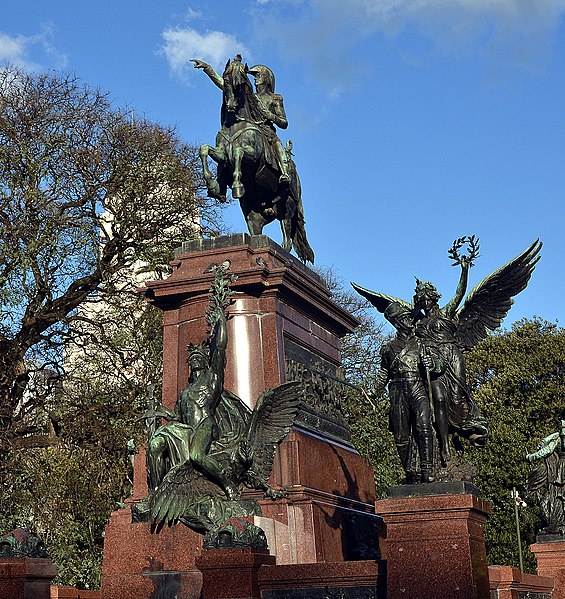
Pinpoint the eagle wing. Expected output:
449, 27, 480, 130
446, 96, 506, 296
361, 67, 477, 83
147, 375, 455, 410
455, 240, 542, 350
243, 381, 302, 490
351, 283, 411, 314
149, 461, 222, 528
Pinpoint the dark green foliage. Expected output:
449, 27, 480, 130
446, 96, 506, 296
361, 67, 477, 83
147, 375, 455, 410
465, 318, 565, 572
0, 443, 133, 588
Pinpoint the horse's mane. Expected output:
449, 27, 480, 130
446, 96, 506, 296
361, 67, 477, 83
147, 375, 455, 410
222, 61, 265, 125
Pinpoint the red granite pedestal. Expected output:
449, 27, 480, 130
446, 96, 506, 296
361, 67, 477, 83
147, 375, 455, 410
488, 565, 554, 598
375, 483, 492, 599
101, 235, 382, 599
101, 508, 203, 599
531, 539, 565, 599
0, 558, 57, 599
196, 547, 275, 599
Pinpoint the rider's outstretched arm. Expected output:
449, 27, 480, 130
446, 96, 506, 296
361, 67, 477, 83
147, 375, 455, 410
191, 59, 224, 90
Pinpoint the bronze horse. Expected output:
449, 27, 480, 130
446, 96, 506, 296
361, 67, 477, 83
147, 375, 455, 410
199, 60, 314, 263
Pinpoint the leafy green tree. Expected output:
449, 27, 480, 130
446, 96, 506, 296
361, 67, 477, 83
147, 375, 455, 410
0, 66, 222, 444
0, 66, 226, 588
465, 318, 565, 571
319, 267, 404, 496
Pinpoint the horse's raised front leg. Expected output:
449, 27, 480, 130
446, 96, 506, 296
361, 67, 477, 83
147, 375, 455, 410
199, 144, 226, 200
232, 146, 245, 198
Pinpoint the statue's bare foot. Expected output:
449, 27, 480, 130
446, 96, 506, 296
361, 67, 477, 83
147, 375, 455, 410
440, 448, 451, 467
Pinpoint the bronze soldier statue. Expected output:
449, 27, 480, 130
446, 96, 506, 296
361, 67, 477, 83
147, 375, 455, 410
373, 302, 441, 483
526, 420, 565, 536
353, 237, 541, 483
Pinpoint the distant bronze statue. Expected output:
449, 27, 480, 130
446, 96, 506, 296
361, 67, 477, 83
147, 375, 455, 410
526, 420, 565, 536
138, 264, 302, 533
191, 55, 314, 263
353, 237, 542, 483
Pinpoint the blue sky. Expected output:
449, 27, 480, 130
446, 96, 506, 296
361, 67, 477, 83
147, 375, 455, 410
3, 0, 564, 331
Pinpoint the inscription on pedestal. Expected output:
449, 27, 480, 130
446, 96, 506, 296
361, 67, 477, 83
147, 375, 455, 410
284, 339, 350, 443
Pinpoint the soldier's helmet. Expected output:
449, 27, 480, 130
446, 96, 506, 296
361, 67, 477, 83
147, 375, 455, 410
249, 65, 275, 93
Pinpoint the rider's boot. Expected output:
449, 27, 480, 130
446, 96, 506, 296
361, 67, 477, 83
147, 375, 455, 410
418, 433, 435, 483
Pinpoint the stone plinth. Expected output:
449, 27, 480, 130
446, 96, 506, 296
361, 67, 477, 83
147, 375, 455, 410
196, 548, 275, 599
101, 235, 382, 598
488, 565, 554, 599
531, 539, 565, 599
258, 560, 386, 598
0, 558, 57, 599
375, 484, 492, 599
143, 234, 358, 416
255, 427, 382, 564
101, 508, 203, 599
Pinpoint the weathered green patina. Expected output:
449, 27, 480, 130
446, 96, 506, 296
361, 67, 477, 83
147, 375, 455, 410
134, 265, 301, 533
353, 237, 541, 484
192, 56, 314, 263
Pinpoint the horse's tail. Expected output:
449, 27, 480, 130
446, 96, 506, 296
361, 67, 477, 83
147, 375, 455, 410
293, 201, 315, 264
289, 164, 315, 264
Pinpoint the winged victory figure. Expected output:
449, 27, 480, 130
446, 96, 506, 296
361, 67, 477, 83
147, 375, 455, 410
136, 264, 301, 533
352, 237, 541, 483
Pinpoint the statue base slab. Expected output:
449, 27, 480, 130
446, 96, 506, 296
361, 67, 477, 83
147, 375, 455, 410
101, 509, 203, 599
0, 558, 57, 599
488, 565, 554, 598
375, 486, 492, 599
531, 539, 565, 599
196, 547, 275, 599
195, 547, 386, 599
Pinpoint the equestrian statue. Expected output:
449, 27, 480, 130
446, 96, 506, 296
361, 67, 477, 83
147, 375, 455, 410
192, 55, 314, 263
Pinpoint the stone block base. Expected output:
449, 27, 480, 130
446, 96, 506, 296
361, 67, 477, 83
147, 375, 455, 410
376, 487, 491, 599
488, 565, 553, 598
195, 547, 385, 599
531, 539, 565, 599
101, 509, 203, 599
196, 548, 275, 599
258, 560, 386, 598
0, 558, 57, 599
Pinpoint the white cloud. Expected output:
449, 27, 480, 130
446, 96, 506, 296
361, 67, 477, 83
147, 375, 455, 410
0, 33, 35, 69
253, 0, 565, 71
0, 28, 67, 72
185, 8, 203, 22
160, 27, 251, 78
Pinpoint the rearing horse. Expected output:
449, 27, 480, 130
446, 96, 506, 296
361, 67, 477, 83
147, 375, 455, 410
199, 59, 314, 263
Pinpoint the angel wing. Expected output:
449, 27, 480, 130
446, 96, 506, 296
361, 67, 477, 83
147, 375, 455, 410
242, 381, 302, 490
149, 460, 222, 528
455, 240, 541, 350
350, 283, 411, 314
